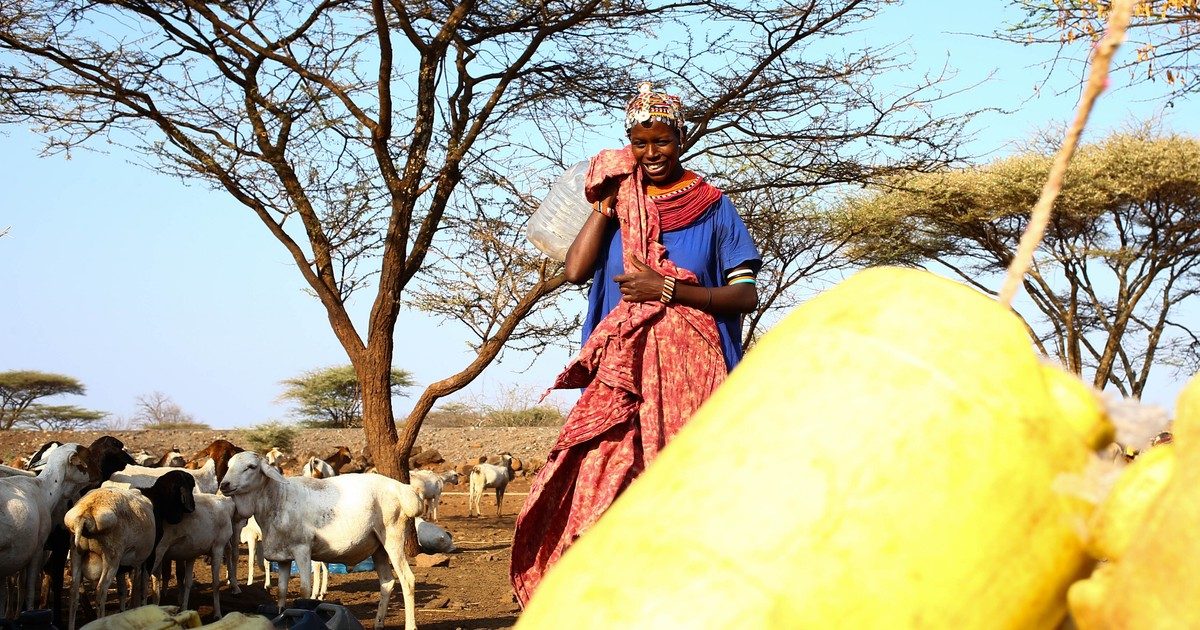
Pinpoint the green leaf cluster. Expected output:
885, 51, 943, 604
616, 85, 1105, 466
239, 421, 301, 452
280, 365, 414, 428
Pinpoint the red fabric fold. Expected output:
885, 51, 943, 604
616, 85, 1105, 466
510, 147, 728, 606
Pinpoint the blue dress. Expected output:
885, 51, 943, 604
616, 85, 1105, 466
581, 195, 762, 372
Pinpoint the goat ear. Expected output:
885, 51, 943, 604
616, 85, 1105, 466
261, 456, 287, 482
69, 451, 93, 479
179, 486, 197, 515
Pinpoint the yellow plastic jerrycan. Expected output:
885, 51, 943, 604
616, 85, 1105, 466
1069, 373, 1200, 628
517, 267, 1112, 629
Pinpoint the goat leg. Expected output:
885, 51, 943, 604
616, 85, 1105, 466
275, 559, 291, 611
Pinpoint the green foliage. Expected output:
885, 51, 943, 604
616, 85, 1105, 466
423, 402, 483, 428
0, 370, 86, 430
422, 398, 565, 428
280, 365, 414, 428
19, 404, 107, 430
480, 405, 565, 427
239, 421, 300, 452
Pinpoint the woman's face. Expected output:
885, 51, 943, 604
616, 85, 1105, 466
628, 121, 684, 185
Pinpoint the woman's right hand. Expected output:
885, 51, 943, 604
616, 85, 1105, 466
594, 181, 618, 218
564, 185, 619, 284
596, 192, 617, 219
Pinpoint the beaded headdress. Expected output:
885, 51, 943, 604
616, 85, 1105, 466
624, 81, 685, 134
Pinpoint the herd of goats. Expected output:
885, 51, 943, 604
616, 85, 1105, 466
0, 436, 525, 630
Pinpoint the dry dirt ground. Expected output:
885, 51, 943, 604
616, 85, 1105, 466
0, 428, 561, 630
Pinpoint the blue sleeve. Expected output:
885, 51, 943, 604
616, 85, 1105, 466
716, 196, 762, 276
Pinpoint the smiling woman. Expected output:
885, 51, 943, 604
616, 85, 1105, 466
511, 82, 762, 605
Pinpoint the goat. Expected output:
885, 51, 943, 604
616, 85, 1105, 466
64, 487, 158, 630
39, 436, 134, 628
323, 446, 353, 474
0, 464, 36, 478
468, 454, 514, 518
85, 460, 207, 605
148, 486, 237, 617
109, 459, 218, 494
409, 469, 459, 522
154, 448, 186, 469
185, 440, 244, 483
220, 451, 422, 630
24, 441, 63, 472
301, 457, 335, 479
130, 450, 158, 467
0, 444, 95, 614
239, 516, 269, 588
131, 472, 198, 566
264, 447, 288, 472
85, 437, 136, 482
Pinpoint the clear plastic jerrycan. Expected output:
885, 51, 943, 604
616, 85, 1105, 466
526, 160, 593, 261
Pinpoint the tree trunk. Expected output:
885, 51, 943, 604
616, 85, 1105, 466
358, 356, 402, 478
355, 350, 422, 556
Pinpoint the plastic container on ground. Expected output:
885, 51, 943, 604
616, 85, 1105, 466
416, 517, 454, 553
526, 160, 593, 261
272, 601, 365, 630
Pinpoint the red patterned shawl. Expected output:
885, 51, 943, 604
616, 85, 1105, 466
509, 148, 728, 606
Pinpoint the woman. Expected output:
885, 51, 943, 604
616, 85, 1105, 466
510, 82, 761, 605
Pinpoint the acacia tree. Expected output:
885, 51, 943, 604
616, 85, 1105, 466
280, 365, 413, 428
1004, 0, 1200, 97
842, 130, 1200, 396
0, 370, 85, 430
0, 0, 972, 479
20, 404, 108, 430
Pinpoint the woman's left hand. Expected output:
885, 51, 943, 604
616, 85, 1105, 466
613, 258, 667, 303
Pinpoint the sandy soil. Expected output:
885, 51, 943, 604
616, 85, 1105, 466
0, 428, 558, 630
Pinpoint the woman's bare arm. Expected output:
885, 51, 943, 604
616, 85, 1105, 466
564, 192, 617, 284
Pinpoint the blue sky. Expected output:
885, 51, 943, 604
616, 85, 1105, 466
2, 2, 1197, 428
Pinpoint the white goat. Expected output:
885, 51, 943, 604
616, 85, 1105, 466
149, 491, 239, 617
301, 457, 335, 479
0, 464, 36, 478
64, 487, 156, 630
239, 516, 269, 588
240, 516, 329, 600
130, 450, 157, 467
220, 452, 422, 630
409, 469, 459, 522
468, 454, 514, 518
109, 458, 218, 493
0, 444, 94, 613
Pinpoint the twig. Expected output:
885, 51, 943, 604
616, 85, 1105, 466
998, 0, 1136, 307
